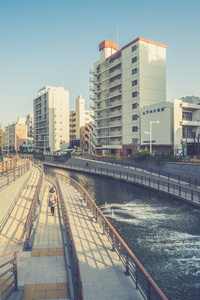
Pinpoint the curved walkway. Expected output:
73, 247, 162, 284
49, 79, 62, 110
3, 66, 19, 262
59, 179, 143, 300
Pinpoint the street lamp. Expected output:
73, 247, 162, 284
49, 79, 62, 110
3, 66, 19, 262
145, 121, 160, 155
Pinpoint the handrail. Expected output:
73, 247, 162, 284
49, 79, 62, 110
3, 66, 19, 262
45, 169, 167, 300
0, 156, 30, 189
44, 161, 200, 208
0, 250, 19, 300
24, 165, 44, 249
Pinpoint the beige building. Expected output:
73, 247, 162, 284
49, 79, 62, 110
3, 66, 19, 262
3, 117, 27, 152
69, 95, 94, 148
90, 37, 166, 155
80, 122, 94, 152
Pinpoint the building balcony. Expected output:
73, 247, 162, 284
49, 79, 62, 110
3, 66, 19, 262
181, 103, 200, 110
95, 121, 122, 129
181, 120, 200, 127
95, 58, 122, 75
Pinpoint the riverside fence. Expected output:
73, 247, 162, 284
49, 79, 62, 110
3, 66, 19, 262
45, 169, 167, 300
0, 250, 19, 300
44, 161, 200, 208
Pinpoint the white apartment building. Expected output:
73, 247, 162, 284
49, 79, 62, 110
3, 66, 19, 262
141, 97, 200, 156
69, 95, 94, 147
90, 37, 166, 155
34, 86, 69, 153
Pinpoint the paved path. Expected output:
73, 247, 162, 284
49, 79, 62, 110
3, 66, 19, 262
0, 167, 70, 300
59, 180, 143, 300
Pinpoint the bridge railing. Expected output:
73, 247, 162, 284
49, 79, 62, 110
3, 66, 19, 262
45, 170, 84, 300
46, 169, 167, 300
0, 250, 19, 300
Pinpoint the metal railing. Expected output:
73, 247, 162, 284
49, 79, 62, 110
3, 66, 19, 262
45, 170, 84, 300
86, 156, 200, 188
0, 157, 30, 189
44, 161, 200, 208
0, 250, 19, 300
24, 165, 44, 249
45, 169, 167, 300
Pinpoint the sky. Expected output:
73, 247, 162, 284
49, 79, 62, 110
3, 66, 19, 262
0, 0, 200, 127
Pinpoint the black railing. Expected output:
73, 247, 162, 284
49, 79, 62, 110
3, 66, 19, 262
0, 250, 19, 300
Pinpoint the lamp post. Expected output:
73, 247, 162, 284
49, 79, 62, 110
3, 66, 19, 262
145, 121, 160, 155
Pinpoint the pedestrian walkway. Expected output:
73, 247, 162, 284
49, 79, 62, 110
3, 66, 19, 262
21, 181, 69, 300
59, 180, 143, 300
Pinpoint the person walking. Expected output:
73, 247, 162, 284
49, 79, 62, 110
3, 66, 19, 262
48, 187, 57, 216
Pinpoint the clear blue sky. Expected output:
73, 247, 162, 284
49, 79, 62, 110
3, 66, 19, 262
0, 0, 200, 127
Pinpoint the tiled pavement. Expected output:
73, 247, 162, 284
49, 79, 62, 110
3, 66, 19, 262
59, 180, 143, 300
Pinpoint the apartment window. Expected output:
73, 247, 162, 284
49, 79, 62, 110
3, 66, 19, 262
132, 68, 137, 75
132, 92, 138, 98
132, 115, 138, 121
132, 45, 137, 52
132, 126, 138, 132
132, 103, 137, 109
132, 56, 137, 63
132, 138, 138, 145
132, 80, 137, 86
182, 112, 192, 121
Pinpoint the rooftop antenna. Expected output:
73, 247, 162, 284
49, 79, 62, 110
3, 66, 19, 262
117, 27, 118, 45
107, 33, 114, 41
62, 77, 64, 89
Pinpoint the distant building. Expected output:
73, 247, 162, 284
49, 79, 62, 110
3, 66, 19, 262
90, 37, 166, 155
33, 86, 69, 153
26, 113, 34, 138
69, 95, 94, 148
2, 117, 27, 152
80, 122, 94, 152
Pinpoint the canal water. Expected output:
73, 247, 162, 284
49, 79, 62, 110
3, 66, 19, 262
52, 168, 200, 300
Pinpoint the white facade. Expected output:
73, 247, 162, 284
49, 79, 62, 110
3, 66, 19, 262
69, 95, 94, 142
34, 86, 69, 153
90, 38, 166, 154
141, 102, 173, 153
141, 98, 200, 156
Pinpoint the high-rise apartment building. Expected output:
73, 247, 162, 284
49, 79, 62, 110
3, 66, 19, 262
90, 37, 166, 155
34, 86, 69, 153
69, 95, 94, 148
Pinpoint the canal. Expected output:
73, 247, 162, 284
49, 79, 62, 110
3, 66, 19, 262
51, 167, 200, 300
